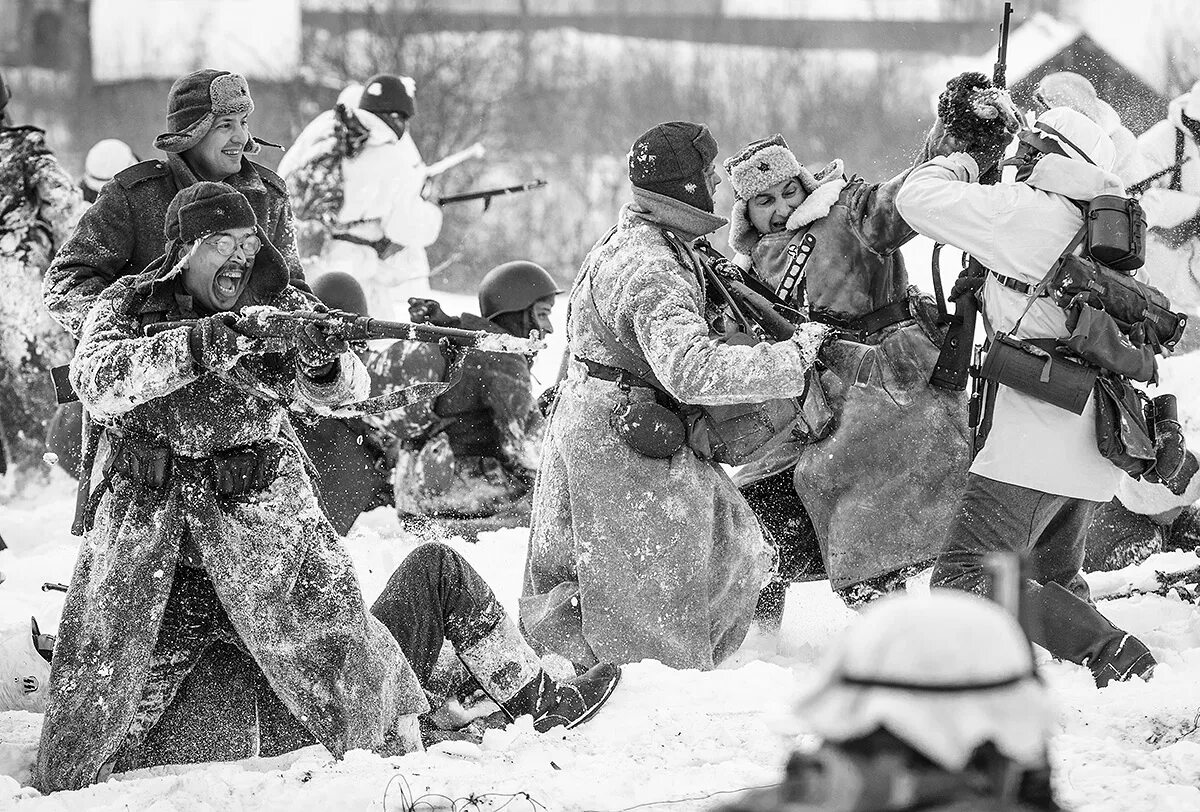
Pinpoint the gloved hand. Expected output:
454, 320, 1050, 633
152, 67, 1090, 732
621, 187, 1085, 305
296, 320, 349, 372
949, 266, 987, 301
1144, 394, 1198, 496
409, 297, 458, 327
188, 313, 250, 372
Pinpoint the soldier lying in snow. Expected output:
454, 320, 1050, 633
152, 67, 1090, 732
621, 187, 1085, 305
37, 182, 618, 793
369, 261, 558, 538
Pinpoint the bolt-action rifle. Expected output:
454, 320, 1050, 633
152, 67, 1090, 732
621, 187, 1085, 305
929, 1, 1012, 392
144, 306, 547, 357
437, 179, 548, 212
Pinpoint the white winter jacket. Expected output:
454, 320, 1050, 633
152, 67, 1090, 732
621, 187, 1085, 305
896, 152, 1124, 502
1137, 92, 1200, 229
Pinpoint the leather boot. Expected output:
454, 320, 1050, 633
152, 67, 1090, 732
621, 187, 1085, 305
456, 616, 620, 732
499, 663, 622, 733
1026, 582, 1156, 687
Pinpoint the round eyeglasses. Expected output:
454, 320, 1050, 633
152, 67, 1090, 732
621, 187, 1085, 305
204, 233, 262, 257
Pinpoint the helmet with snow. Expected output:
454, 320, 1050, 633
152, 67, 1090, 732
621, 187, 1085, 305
83, 139, 138, 195
359, 73, 416, 138
1033, 72, 1100, 121
794, 590, 1052, 773
478, 260, 562, 321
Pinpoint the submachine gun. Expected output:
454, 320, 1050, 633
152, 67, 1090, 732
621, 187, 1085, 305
930, 1, 1011, 395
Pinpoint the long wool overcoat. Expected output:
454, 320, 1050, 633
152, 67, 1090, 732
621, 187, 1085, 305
43, 153, 306, 338
731, 167, 970, 589
36, 268, 427, 793
521, 204, 825, 671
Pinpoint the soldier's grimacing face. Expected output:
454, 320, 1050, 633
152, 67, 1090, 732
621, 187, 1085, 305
188, 114, 250, 180
748, 176, 808, 234
183, 226, 257, 312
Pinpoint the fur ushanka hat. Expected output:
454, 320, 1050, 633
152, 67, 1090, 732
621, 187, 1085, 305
724, 134, 844, 255
154, 69, 260, 156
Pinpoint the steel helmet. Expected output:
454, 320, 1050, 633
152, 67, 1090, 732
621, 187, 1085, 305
794, 590, 1052, 772
478, 261, 562, 320
84, 139, 138, 192
311, 271, 369, 316
359, 74, 416, 119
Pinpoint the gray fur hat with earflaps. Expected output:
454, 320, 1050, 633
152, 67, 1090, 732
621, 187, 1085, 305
154, 69, 261, 156
724, 134, 843, 256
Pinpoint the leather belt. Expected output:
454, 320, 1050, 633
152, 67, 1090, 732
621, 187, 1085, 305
990, 269, 1049, 297
577, 357, 656, 388
819, 299, 913, 338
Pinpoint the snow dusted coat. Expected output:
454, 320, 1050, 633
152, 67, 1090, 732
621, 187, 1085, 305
43, 153, 306, 338
36, 266, 427, 792
0, 124, 81, 465
730, 165, 970, 588
521, 201, 825, 671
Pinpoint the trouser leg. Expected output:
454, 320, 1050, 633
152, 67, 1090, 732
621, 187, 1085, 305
740, 469, 823, 624
1083, 499, 1163, 572
370, 542, 508, 686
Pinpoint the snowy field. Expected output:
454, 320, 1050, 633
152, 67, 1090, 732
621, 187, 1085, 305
4, 280, 1200, 811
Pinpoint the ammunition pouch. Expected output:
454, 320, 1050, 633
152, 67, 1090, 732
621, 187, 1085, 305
978, 334, 1098, 415
581, 358, 687, 459
107, 434, 284, 497
1093, 375, 1156, 478
686, 396, 801, 466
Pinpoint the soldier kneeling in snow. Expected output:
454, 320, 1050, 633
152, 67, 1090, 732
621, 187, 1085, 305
369, 261, 559, 538
36, 182, 618, 793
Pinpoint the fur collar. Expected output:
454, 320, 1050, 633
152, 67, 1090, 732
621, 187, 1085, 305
786, 174, 847, 230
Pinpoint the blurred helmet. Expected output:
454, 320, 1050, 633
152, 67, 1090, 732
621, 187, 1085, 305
84, 139, 138, 192
337, 82, 363, 110
359, 74, 416, 119
1033, 72, 1099, 121
1031, 107, 1116, 172
311, 271, 369, 316
478, 261, 562, 321
794, 590, 1052, 772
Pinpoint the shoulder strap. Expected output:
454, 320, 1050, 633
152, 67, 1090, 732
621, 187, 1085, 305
581, 264, 663, 387
1010, 223, 1089, 334
1173, 127, 1185, 192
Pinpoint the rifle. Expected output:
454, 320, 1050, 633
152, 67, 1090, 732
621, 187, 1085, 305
144, 306, 547, 358
929, 2, 1011, 392
1127, 156, 1193, 196
1097, 564, 1200, 602
437, 179, 548, 211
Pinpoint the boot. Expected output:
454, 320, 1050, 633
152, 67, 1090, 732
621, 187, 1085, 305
457, 617, 621, 732
499, 663, 622, 733
1027, 582, 1156, 688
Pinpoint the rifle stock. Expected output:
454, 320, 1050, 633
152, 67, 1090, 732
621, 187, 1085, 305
930, 289, 979, 391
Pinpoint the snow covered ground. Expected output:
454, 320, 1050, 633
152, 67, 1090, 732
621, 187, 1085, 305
4, 286, 1200, 811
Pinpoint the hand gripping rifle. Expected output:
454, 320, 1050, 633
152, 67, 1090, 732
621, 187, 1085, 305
929, 1, 1012, 393
145, 306, 547, 358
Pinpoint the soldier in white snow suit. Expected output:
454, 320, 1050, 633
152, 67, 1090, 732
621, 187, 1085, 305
1136, 79, 1200, 353
37, 183, 619, 793
281, 74, 442, 321
720, 592, 1061, 812
1032, 72, 1147, 187
895, 107, 1159, 689
370, 261, 558, 537
79, 138, 139, 205
0, 71, 83, 476
521, 122, 834, 672
724, 132, 970, 612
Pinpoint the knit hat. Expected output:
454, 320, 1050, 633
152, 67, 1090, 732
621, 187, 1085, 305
359, 74, 417, 119
164, 181, 257, 243
147, 182, 289, 303
154, 69, 259, 155
628, 121, 719, 213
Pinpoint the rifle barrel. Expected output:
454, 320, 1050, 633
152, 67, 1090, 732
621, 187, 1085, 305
437, 179, 548, 206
